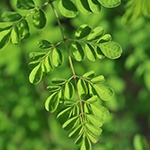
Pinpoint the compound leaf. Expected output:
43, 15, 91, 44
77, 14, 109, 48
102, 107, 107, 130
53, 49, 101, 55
29, 64, 43, 84
99, 41, 122, 59
17, 0, 35, 10
98, 0, 121, 8
32, 9, 46, 29
59, 0, 78, 18
45, 92, 59, 112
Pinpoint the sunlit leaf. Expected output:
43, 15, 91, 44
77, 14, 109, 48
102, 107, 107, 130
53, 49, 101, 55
64, 82, 74, 99
81, 136, 92, 150
11, 26, 20, 44
71, 42, 85, 61
85, 44, 97, 61
98, 0, 121, 8
86, 123, 102, 135
99, 41, 122, 59
97, 34, 112, 43
45, 92, 59, 112
82, 71, 95, 79
41, 56, 53, 72
86, 130, 99, 143
91, 75, 105, 83
0, 31, 11, 49
16, 0, 35, 10
77, 79, 88, 96
38, 40, 52, 49
87, 26, 104, 41
51, 48, 63, 67
75, 24, 91, 39
76, 0, 91, 15
0, 23, 13, 32
46, 85, 60, 93
32, 9, 46, 29
88, 0, 101, 13
29, 52, 46, 60
1, 11, 22, 22
59, 0, 78, 18
29, 64, 43, 84
51, 78, 66, 85
86, 95, 98, 103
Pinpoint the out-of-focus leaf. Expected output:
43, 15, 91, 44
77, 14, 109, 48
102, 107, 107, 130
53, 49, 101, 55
11, 26, 20, 44
0, 23, 13, 32
38, 40, 52, 49
59, 0, 78, 18
16, 0, 35, 10
99, 41, 122, 59
32, 9, 46, 29
1, 11, 22, 22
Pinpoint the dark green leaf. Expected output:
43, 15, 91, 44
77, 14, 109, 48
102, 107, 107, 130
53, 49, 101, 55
59, 0, 78, 18
71, 42, 85, 61
32, 9, 46, 29
16, 0, 35, 10
45, 92, 59, 112
76, 0, 91, 15
75, 132, 84, 144
29, 64, 43, 84
17, 19, 30, 39
11, 26, 20, 44
98, 0, 121, 8
38, 40, 52, 49
29, 52, 46, 59
99, 41, 122, 59
51, 48, 63, 67
0, 31, 11, 49
1, 11, 22, 22
75, 24, 91, 39
69, 125, 82, 139
81, 136, 92, 150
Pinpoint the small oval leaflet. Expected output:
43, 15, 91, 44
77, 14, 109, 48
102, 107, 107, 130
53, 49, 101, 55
99, 0, 121, 8
32, 9, 46, 29
16, 0, 35, 10
88, 0, 101, 14
11, 26, 20, 45
99, 41, 122, 59
59, 0, 78, 18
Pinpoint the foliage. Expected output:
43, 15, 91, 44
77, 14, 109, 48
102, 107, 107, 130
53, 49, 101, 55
0, 0, 150, 150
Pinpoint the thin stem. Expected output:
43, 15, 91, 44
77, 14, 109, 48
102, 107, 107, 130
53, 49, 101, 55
50, 2, 85, 123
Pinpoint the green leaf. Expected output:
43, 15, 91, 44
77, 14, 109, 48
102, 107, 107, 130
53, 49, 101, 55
75, 24, 91, 39
46, 85, 60, 93
86, 123, 102, 135
16, 0, 35, 10
51, 48, 63, 67
91, 75, 105, 83
81, 136, 92, 150
86, 95, 98, 103
82, 71, 95, 79
91, 104, 109, 120
0, 23, 13, 32
97, 34, 112, 43
99, 41, 122, 59
77, 79, 88, 96
75, 132, 84, 145
0, 31, 11, 49
29, 64, 43, 84
86, 130, 99, 143
69, 125, 82, 139
51, 78, 66, 85
87, 26, 104, 41
96, 46, 105, 59
11, 26, 20, 45
38, 40, 52, 49
41, 56, 53, 73
45, 92, 59, 112
57, 107, 72, 124
88, 0, 101, 13
71, 42, 85, 61
98, 0, 121, 8
1, 11, 22, 22
59, 0, 78, 18
32, 9, 46, 29
64, 82, 74, 99
87, 114, 103, 127
29, 52, 46, 60
85, 44, 97, 61
17, 19, 30, 40
93, 84, 114, 101
62, 116, 78, 130
76, 0, 91, 15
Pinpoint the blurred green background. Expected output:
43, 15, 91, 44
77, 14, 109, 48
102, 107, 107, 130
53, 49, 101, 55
0, 0, 150, 150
